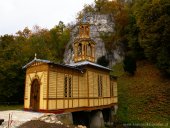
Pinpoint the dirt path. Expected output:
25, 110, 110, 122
0, 110, 44, 121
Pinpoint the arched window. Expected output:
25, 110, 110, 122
87, 43, 92, 56
98, 75, 103, 97
78, 43, 82, 56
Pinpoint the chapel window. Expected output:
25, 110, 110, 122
98, 75, 103, 97
87, 43, 92, 56
78, 43, 82, 56
64, 74, 72, 98
68, 76, 72, 97
64, 75, 68, 97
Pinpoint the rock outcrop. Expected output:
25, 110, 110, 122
64, 13, 124, 66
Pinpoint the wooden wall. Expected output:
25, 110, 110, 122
47, 65, 117, 111
24, 63, 48, 109
24, 63, 118, 112
87, 67, 113, 107
47, 65, 88, 110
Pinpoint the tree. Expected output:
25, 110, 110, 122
97, 56, 109, 67
123, 54, 136, 75
49, 22, 70, 63
94, 0, 107, 12
134, 0, 170, 75
125, 14, 145, 60
0, 34, 25, 103
16, 27, 31, 38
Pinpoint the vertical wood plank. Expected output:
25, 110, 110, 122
72, 71, 73, 108
93, 72, 94, 106
78, 74, 80, 107
87, 70, 89, 106
56, 71, 58, 109
47, 65, 49, 110
24, 74, 27, 108
63, 69, 65, 109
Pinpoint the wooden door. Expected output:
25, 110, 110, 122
30, 79, 40, 111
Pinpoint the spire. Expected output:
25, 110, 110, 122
78, 15, 90, 39
73, 17, 96, 63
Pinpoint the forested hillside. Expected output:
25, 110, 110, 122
112, 61, 170, 126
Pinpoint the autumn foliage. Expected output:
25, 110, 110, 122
0, 21, 70, 103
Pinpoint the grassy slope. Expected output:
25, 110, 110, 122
112, 61, 170, 126
0, 105, 23, 111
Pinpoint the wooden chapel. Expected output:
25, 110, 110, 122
23, 19, 118, 113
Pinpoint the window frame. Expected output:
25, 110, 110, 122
64, 74, 72, 98
98, 75, 103, 97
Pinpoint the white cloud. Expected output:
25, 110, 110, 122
0, 0, 94, 35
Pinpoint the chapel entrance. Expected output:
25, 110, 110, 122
30, 79, 40, 111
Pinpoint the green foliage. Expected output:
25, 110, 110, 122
134, 0, 170, 75
0, 21, 70, 103
94, 0, 107, 13
0, 105, 23, 111
123, 54, 136, 75
0, 34, 25, 103
111, 62, 124, 77
125, 14, 145, 60
83, 4, 95, 13
100, 32, 116, 53
97, 56, 109, 67
49, 22, 70, 63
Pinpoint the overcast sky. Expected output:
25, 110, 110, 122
0, 0, 94, 35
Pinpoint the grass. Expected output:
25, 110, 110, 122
0, 104, 23, 111
111, 61, 170, 128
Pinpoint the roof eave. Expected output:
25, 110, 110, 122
22, 59, 51, 69
67, 61, 111, 71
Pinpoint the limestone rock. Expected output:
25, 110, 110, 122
76, 125, 87, 128
38, 114, 61, 124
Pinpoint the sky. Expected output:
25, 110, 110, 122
0, 0, 94, 35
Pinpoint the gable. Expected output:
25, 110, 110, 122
23, 59, 51, 69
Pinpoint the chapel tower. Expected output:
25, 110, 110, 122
73, 18, 96, 63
